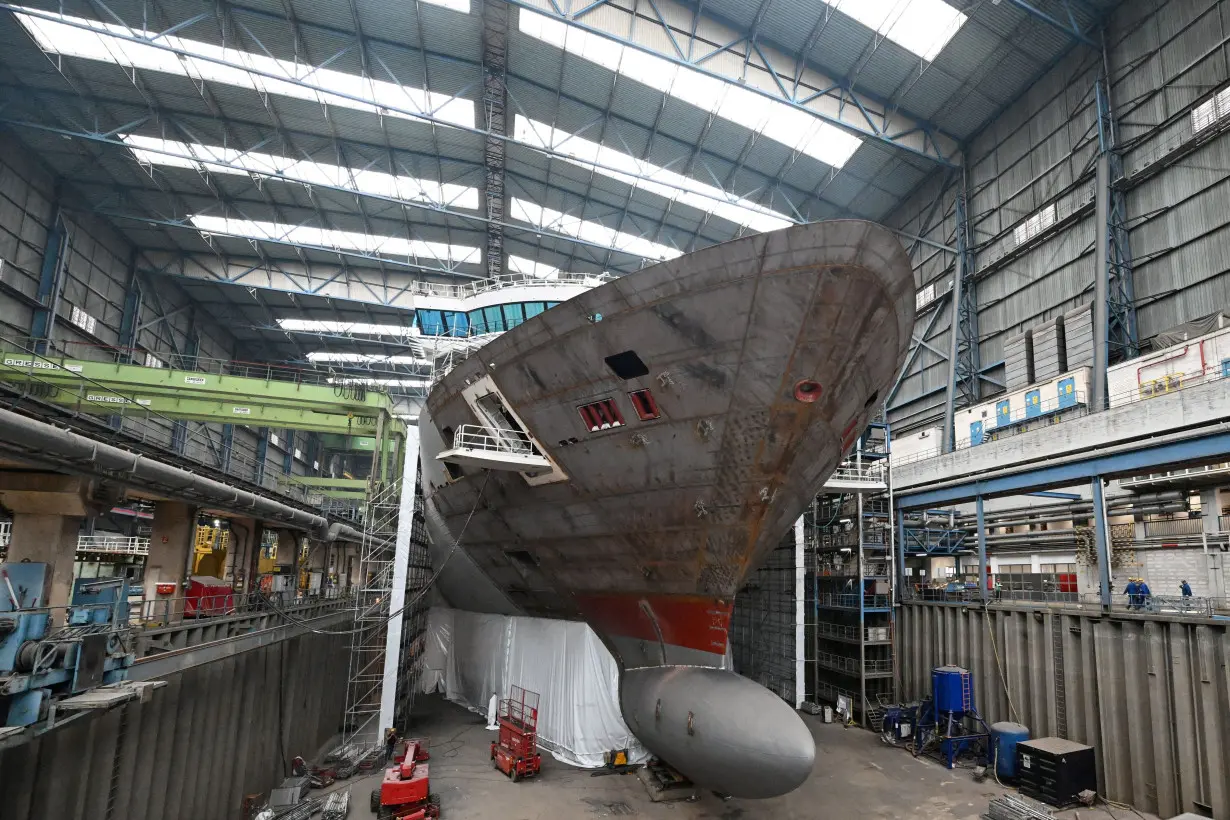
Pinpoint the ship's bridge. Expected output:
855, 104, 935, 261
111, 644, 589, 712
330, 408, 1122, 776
411, 272, 612, 337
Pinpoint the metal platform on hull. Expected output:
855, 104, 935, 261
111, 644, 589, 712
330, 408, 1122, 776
436, 423, 552, 474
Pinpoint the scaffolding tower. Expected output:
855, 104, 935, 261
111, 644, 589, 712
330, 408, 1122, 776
394, 477, 433, 729
342, 479, 401, 747
805, 419, 896, 728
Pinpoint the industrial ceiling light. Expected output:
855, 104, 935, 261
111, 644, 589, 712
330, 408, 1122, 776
13, 8, 474, 127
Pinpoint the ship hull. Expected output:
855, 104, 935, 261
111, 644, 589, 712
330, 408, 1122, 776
418, 220, 915, 796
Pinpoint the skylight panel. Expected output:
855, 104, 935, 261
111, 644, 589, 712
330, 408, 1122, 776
14, 8, 473, 127
833, 0, 966, 62
190, 216, 481, 265
307, 352, 426, 364
514, 117, 793, 234
278, 319, 419, 336
509, 200, 682, 262
507, 255, 563, 278
123, 136, 479, 210
423, 0, 471, 12
519, 11, 861, 168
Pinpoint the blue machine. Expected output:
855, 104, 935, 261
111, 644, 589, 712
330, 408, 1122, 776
0, 562, 134, 727
932, 665, 973, 713
989, 721, 1030, 779
906, 665, 991, 768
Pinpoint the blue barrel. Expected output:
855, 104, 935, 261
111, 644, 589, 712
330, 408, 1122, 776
931, 665, 973, 713
989, 722, 1030, 779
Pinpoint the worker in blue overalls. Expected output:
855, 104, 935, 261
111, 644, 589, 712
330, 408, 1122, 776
1123, 577, 1139, 610
1137, 578, 1153, 611
1180, 580, 1193, 597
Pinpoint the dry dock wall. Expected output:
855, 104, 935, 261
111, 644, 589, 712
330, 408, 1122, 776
0, 627, 350, 820
899, 602, 1230, 820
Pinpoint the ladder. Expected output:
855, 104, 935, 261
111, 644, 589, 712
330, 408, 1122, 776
1051, 615, 1068, 738
960, 669, 973, 712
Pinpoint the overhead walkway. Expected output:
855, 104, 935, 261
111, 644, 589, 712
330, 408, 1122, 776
892, 378, 1230, 611
894, 378, 1230, 508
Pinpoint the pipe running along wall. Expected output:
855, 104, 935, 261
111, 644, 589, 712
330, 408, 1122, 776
0, 405, 372, 544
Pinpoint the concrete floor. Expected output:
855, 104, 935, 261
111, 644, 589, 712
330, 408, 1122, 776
326, 695, 1154, 820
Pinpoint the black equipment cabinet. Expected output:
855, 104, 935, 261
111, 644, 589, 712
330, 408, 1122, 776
1017, 737, 1097, 808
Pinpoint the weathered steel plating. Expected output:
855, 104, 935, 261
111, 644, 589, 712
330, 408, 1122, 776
419, 219, 915, 796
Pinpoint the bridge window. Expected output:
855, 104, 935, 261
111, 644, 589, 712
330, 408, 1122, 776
503, 303, 526, 329
482, 306, 506, 333
417, 309, 444, 336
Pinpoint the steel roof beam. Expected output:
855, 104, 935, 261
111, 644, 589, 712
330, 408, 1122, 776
504, 0, 962, 168
996, 0, 1098, 48
480, 0, 510, 279
4, 7, 834, 234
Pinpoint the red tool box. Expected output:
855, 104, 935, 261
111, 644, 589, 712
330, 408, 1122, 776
490, 685, 543, 782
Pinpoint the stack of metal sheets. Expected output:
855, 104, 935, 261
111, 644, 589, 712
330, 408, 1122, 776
984, 794, 1054, 820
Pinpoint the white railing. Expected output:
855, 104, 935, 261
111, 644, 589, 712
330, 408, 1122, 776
452, 423, 537, 456
826, 461, 888, 485
412, 271, 612, 301
77, 535, 151, 555
428, 335, 495, 388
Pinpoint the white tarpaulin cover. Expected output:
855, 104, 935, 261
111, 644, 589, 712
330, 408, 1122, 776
422, 606, 647, 767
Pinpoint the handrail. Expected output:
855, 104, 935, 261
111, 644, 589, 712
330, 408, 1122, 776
451, 423, 537, 456
411, 271, 612, 300
77, 535, 151, 555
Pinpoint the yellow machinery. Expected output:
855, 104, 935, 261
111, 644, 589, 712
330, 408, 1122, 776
258, 531, 278, 575
192, 521, 231, 578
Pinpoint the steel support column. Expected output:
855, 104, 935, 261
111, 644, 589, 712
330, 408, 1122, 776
481, 0, 509, 281
31, 204, 69, 354
220, 424, 234, 473
254, 428, 269, 485
1091, 476, 1111, 609
1093, 152, 1110, 411
896, 515, 907, 604
1095, 56, 1139, 376
975, 495, 989, 603
942, 173, 980, 452
117, 253, 142, 363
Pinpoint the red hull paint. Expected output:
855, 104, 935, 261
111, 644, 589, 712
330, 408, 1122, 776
573, 592, 733, 655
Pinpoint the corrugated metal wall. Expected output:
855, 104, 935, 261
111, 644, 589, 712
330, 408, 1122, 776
0, 628, 351, 820
899, 602, 1230, 819
886, 0, 1230, 434
0, 129, 314, 483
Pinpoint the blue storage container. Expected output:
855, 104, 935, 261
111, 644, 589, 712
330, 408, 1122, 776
989, 722, 1030, 778
932, 665, 973, 713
